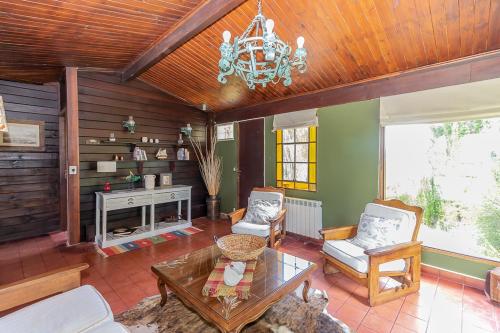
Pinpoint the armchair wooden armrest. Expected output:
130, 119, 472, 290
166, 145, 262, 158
269, 208, 287, 227
0, 263, 89, 312
364, 241, 422, 258
227, 208, 246, 225
319, 225, 358, 240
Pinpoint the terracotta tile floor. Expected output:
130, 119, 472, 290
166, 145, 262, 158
0, 218, 498, 333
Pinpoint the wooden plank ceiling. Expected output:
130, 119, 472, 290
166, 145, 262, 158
139, 0, 500, 112
0, 0, 499, 112
0, 0, 203, 83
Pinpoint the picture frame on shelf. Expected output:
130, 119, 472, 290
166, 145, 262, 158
159, 173, 172, 187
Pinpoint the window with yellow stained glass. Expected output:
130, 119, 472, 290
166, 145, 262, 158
276, 126, 317, 191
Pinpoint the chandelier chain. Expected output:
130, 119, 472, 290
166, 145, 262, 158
257, 0, 262, 15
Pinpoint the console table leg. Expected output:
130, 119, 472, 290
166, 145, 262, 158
157, 278, 168, 306
302, 278, 311, 303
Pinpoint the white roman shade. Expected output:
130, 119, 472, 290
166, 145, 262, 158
273, 108, 318, 131
380, 78, 500, 126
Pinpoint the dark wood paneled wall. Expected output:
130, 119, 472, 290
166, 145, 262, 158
0, 80, 60, 242
78, 73, 207, 241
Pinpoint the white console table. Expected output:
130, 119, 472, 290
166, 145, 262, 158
95, 185, 192, 248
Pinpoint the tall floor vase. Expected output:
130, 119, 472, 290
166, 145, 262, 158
206, 195, 220, 220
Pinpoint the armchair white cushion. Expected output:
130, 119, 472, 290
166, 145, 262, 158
323, 240, 406, 273
0, 285, 129, 333
322, 203, 417, 274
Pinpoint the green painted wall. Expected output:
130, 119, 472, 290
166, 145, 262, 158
422, 252, 494, 278
217, 99, 496, 278
265, 99, 381, 228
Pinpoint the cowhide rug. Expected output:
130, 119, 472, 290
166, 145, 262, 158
116, 290, 352, 333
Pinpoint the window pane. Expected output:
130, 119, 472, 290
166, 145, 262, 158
276, 129, 282, 144
283, 128, 295, 143
309, 163, 316, 183
295, 144, 308, 162
295, 163, 308, 182
295, 127, 309, 142
216, 123, 234, 140
295, 182, 308, 190
276, 144, 282, 162
283, 163, 294, 181
309, 142, 317, 162
276, 163, 282, 181
385, 118, 500, 261
283, 144, 295, 162
283, 181, 295, 189
309, 126, 317, 142
309, 184, 317, 191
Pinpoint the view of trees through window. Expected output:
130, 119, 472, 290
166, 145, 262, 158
385, 117, 500, 260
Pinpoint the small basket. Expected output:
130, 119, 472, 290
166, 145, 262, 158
215, 234, 267, 261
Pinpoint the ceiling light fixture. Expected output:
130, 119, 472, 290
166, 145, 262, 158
217, 0, 307, 90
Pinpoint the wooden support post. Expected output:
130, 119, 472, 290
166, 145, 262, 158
65, 67, 80, 245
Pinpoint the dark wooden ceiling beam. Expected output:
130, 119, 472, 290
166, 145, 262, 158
216, 50, 500, 122
122, 0, 247, 81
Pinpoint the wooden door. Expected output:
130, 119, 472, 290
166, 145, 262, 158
238, 118, 264, 207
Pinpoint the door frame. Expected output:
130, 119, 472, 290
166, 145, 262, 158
236, 117, 265, 208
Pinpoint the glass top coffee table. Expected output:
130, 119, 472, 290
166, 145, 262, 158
151, 244, 317, 333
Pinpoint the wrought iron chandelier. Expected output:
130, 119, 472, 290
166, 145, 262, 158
217, 0, 307, 90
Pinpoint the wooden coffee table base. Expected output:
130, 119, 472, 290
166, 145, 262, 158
152, 246, 317, 333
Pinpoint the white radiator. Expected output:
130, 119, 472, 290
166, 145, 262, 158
284, 197, 323, 239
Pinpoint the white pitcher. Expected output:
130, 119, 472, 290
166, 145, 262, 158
143, 175, 156, 190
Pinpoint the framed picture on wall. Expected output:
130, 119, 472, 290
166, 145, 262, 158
159, 173, 172, 187
0, 119, 45, 151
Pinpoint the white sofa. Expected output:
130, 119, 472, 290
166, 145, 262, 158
0, 285, 129, 333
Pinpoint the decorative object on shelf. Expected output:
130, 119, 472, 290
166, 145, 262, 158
190, 129, 222, 220
149, 138, 154, 143
154, 138, 160, 144
217, 0, 307, 89
184, 149, 190, 160
103, 181, 111, 193
0, 96, 8, 133
143, 174, 156, 190
85, 138, 99, 145
177, 148, 185, 161
97, 161, 117, 173
180, 123, 192, 137
159, 173, 172, 187
141, 136, 148, 143
122, 115, 136, 133
0, 119, 45, 151
109, 132, 116, 142
97, 161, 116, 193
124, 170, 141, 190
177, 133, 184, 145
133, 147, 147, 161
156, 148, 168, 160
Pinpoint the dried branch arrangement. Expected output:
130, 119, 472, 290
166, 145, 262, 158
190, 129, 222, 196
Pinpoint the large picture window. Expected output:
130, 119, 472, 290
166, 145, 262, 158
276, 126, 317, 191
384, 117, 500, 261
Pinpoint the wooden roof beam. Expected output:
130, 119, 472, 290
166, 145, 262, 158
122, 0, 247, 81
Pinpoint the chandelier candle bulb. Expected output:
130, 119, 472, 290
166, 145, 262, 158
222, 30, 231, 43
297, 36, 305, 48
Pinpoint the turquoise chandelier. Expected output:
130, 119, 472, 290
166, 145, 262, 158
217, 0, 307, 90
